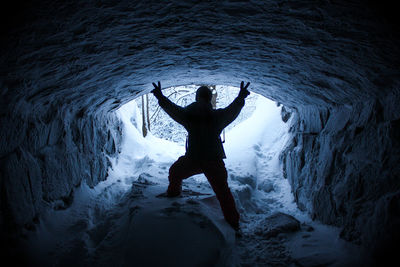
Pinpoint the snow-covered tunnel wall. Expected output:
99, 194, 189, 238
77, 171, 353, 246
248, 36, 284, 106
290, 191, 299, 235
1, 0, 399, 260
0, 105, 122, 230
280, 94, 400, 257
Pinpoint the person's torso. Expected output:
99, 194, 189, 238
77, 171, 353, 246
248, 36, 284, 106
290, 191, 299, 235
183, 102, 226, 160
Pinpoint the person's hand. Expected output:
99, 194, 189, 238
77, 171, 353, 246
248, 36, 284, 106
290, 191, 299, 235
238, 81, 250, 99
151, 81, 163, 98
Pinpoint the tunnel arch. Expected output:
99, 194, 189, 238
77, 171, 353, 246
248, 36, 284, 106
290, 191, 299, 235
1, 0, 400, 264
2, 0, 399, 112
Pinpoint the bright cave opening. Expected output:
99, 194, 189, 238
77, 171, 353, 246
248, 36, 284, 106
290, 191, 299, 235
112, 84, 300, 215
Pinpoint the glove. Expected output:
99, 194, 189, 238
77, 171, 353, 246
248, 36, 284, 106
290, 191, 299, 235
151, 81, 163, 98
238, 81, 250, 99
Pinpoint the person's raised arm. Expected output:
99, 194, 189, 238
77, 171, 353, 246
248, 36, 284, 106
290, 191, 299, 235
217, 81, 250, 129
151, 81, 187, 126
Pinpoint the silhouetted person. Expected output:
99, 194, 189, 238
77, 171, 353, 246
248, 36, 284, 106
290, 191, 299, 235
151, 81, 250, 231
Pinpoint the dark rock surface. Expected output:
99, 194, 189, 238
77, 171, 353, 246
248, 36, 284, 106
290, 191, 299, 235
1, 0, 399, 262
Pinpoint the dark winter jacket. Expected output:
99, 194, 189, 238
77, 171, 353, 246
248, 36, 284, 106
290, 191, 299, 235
155, 94, 245, 160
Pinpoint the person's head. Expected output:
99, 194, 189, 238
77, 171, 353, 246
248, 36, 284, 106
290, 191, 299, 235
195, 86, 212, 103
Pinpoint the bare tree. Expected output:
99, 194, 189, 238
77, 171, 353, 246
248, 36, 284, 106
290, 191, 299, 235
146, 94, 150, 131
210, 85, 217, 109
209, 85, 225, 143
141, 95, 147, 137
149, 88, 197, 125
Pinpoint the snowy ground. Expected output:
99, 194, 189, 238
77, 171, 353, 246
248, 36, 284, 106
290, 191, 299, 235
25, 92, 368, 266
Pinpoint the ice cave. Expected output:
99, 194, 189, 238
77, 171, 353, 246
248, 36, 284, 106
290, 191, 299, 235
1, 0, 399, 266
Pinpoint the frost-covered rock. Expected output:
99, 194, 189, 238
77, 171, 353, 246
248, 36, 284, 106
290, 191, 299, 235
280, 95, 400, 258
257, 180, 275, 193
0, 107, 122, 230
255, 212, 300, 238
280, 106, 292, 123
231, 174, 257, 189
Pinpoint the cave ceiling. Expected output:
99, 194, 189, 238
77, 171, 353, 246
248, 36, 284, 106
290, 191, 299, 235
1, 0, 399, 114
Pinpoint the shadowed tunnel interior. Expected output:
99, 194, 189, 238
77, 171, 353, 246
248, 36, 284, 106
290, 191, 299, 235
1, 0, 399, 265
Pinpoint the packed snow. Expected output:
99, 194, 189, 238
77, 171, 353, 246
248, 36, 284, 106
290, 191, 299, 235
25, 87, 367, 266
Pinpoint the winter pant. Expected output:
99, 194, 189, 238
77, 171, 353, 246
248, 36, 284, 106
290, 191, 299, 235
167, 156, 240, 229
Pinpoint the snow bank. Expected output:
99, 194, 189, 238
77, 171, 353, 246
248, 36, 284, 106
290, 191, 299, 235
108, 100, 184, 187
223, 96, 301, 217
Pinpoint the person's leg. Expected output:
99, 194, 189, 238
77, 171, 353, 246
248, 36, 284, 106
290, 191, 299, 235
203, 160, 240, 230
167, 156, 201, 197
